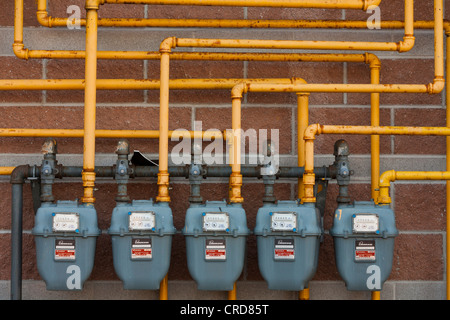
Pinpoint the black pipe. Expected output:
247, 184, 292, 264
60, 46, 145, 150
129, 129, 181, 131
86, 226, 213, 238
10, 165, 29, 301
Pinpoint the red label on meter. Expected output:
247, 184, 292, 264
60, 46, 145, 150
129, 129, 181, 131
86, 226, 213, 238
131, 238, 152, 259
55, 239, 75, 260
274, 238, 295, 260
205, 239, 226, 260
355, 240, 376, 261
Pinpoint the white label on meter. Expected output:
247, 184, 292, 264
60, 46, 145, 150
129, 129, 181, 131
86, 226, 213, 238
271, 212, 297, 231
352, 214, 379, 233
52, 212, 79, 232
129, 211, 156, 231
202, 212, 229, 231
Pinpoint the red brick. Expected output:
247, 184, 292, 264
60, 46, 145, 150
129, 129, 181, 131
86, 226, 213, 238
46, 59, 145, 103
247, 61, 344, 105
309, 107, 391, 155
147, 60, 245, 104
0, 57, 42, 103
247, 7, 342, 20
147, 5, 243, 19
393, 108, 446, 155
394, 184, 446, 231
379, 59, 442, 106
0, 0, 41, 27
195, 106, 292, 155
391, 234, 443, 281
346, 0, 434, 21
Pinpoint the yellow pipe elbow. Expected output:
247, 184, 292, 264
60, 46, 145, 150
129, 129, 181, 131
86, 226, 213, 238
12, 42, 29, 60
160, 37, 177, 53
428, 77, 446, 94
365, 53, 381, 69
85, 0, 105, 9
363, 0, 381, 11
377, 170, 395, 205
231, 82, 248, 99
397, 35, 415, 53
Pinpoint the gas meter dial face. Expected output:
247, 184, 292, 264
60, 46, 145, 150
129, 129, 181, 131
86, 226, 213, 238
202, 212, 229, 231
52, 212, 80, 232
128, 211, 156, 231
270, 212, 297, 231
352, 214, 379, 233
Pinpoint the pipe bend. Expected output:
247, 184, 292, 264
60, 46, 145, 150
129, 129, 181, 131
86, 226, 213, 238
231, 82, 248, 99
427, 77, 445, 94
398, 35, 415, 53
36, 10, 51, 27
304, 124, 321, 141
363, 0, 381, 11
85, 0, 104, 9
10, 165, 30, 184
12, 43, 29, 60
365, 52, 381, 68
160, 37, 177, 53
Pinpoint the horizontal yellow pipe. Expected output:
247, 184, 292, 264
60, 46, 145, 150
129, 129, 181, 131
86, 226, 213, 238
103, 0, 380, 10
0, 77, 300, 91
0, 167, 15, 175
0, 128, 224, 139
378, 170, 450, 205
303, 124, 450, 203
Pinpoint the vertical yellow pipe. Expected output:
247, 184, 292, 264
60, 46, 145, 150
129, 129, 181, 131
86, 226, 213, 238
297, 93, 310, 202
157, 49, 171, 202
81, 1, 99, 204
228, 282, 237, 300
446, 29, 450, 301
159, 274, 168, 300
229, 84, 245, 203
297, 92, 310, 300
370, 59, 381, 203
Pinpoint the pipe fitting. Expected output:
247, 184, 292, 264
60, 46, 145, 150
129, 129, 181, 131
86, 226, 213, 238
229, 172, 243, 203
365, 53, 381, 69
301, 173, 316, 203
363, 0, 381, 11
36, 10, 52, 27
231, 82, 248, 99
427, 77, 445, 94
397, 35, 415, 53
10, 165, 29, 184
85, 0, 104, 10
81, 171, 96, 204
304, 124, 322, 141
156, 171, 171, 202
12, 43, 29, 60
377, 170, 395, 205
160, 37, 177, 53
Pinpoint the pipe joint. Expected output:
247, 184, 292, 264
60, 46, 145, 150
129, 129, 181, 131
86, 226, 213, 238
363, 0, 382, 11
229, 172, 243, 203
301, 172, 316, 203
304, 124, 321, 141
36, 10, 51, 27
12, 43, 29, 60
427, 77, 445, 94
160, 37, 177, 53
365, 53, 381, 69
156, 171, 171, 202
85, 0, 104, 10
10, 165, 29, 184
398, 35, 415, 53
81, 171, 96, 204
231, 83, 248, 99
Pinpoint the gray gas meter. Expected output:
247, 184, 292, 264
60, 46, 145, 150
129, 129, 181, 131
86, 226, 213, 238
330, 201, 398, 291
108, 199, 176, 290
32, 200, 101, 290
254, 201, 322, 291
183, 200, 250, 291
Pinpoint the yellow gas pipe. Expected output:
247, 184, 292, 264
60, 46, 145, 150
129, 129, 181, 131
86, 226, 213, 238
16, 0, 416, 61
81, 0, 100, 205
8, 0, 448, 300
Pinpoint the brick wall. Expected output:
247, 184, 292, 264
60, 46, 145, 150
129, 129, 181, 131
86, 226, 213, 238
0, 0, 448, 300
